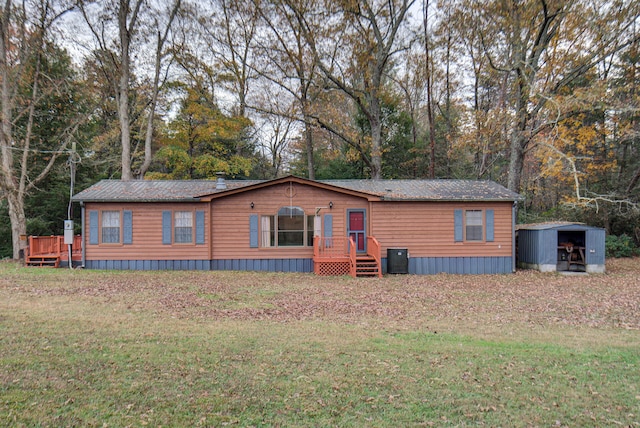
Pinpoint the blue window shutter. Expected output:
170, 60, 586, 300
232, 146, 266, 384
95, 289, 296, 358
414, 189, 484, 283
324, 214, 333, 237
486, 209, 494, 242
196, 211, 205, 244
249, 214, 258, 248
89, 211, 99, 245
162, 211, 172, 245
324, 214, 333, 247
123, 210, 133, 244
454, 209, 463, 242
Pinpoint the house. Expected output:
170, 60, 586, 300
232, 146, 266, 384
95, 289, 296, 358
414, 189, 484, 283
71, 175, 522, 276
516, 222, 606, 273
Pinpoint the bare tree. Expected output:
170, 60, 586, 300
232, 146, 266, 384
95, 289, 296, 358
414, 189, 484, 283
256, 94, 296, 178
253, 0, 319, 179
0, 0, 80, 259
194, 0, 259, 133
286, 0, 415, 179
78, 0, 182, 180
136, 0, 181, 178
463, 0, 640, 192
423, 0, 436, 178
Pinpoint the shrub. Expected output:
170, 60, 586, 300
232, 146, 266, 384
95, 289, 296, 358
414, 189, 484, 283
605, 234, 638, 258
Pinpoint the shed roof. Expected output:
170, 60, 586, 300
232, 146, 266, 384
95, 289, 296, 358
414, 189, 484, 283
72, 175, 522, 203
516, 222, 604, 231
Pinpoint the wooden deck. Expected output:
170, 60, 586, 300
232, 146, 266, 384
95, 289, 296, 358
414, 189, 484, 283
26, 235, 82, 267
313, 236, 382, 278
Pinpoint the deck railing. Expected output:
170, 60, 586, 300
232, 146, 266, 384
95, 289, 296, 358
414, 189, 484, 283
313, 236, 350, 259
348, 236, 357, 277
314, 235, 382, 278
367, 236, 382, 278
27, 235, 82, 261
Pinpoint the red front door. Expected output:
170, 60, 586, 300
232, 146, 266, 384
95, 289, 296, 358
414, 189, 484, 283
348, 210, 366, 252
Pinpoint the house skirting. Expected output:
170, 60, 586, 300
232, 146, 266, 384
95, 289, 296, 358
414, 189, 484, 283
83, 258, 313, 272
385, 256, 514, 275
212, 258, 314, 273
84, 256, 513, 274
84, 260, 213, 270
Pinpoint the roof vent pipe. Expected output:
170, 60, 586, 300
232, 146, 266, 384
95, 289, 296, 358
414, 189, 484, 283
216, 172, 227, 190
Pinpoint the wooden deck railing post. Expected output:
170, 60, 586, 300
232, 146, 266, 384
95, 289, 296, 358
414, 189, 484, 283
56, 236, 62, 258
349, 237, 357, 278
367, 236, 383, 278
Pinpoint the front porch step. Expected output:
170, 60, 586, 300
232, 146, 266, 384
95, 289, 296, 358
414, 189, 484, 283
26, 256, 60, 268
355, 256, 381, 278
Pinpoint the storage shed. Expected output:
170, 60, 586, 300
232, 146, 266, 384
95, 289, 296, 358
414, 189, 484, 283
516, 222, 606, 273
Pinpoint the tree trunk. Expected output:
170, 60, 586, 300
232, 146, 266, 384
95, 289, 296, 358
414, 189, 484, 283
507, 132, 525, 192
137, 0, 181, 180
298, 87, 315, 179
119, 0, 133, 180
424, 0, 437, 179
369, 94, 382, 180
0, 0, 23, 260
137, 32, 162, 179
304, 121, 315, 180
6, 192, 27, 259
0, 0, 73, 259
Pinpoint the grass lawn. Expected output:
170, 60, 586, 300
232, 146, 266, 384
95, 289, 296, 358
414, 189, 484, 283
1, 259, 639, 427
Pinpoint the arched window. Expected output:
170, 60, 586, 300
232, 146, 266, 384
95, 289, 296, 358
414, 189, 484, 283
260, 207, 315, 248
277, 206, 305, 246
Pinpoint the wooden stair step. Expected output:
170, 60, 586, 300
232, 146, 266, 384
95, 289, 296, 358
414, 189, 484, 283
355, 257, 381, 277
26, 256, 60, 268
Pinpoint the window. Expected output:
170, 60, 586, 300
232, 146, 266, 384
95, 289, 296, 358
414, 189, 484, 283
174, 211, 193, 243
259, 208, 315, 248
261, 215, 275, 247
101, 211, 120, 243
278, 207, 304, 246
163, 210, 204, 245
465, 210, 483, 241
306, 215, 315, 247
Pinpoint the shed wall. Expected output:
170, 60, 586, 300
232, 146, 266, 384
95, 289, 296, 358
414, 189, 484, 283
517, 225, 606, 272
540, 229, 558, 265
517, 229, 537, 264
585, 229, 606, 265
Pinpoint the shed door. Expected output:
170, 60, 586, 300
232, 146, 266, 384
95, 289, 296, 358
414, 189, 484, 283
348, 210, 366, 252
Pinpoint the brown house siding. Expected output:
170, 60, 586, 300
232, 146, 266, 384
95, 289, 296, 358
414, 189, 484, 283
77, 177, 517, 274
209, 182, 369, 260
83, 202, 210, 261
370, 201, 513, 257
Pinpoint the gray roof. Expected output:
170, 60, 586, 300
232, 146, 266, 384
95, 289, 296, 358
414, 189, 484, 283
322, 179, 521, 201
71, 179, 262, 202
516, 222, 604, 231
72, 176, 521, 202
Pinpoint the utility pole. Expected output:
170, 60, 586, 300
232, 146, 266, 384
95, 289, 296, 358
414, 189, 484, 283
65, 142, 79, 269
